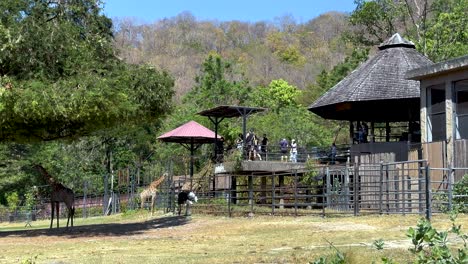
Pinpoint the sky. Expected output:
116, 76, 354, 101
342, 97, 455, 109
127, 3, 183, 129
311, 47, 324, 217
102, 0, 357, 23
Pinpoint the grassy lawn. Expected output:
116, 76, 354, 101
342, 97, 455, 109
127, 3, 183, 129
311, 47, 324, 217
0, 211, 466, 264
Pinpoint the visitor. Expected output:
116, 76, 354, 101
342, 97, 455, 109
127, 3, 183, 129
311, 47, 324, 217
261, 134, 268, 160
246, 129, 255, 160
290, 139, 297, 163
279, 138, 289, 162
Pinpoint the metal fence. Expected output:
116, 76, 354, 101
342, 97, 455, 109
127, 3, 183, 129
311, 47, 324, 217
191, 160, 466, 219
2, 160, 467, 224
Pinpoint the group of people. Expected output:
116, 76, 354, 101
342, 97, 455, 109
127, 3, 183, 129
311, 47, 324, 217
237, 129, 269, 161
279, 138, 298, 163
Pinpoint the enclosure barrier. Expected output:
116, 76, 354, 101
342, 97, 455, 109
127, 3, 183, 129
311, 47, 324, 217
2, 160, 467, 223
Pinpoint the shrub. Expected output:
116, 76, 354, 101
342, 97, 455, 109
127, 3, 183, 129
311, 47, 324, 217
6, 192, 19, 212
453, 174, 468, 213
406, 215, 467, 263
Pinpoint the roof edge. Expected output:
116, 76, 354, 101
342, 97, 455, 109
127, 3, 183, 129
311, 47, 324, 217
406, 55, 468, 80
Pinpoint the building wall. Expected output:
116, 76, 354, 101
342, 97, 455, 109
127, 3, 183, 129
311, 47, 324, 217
420, 69, 468, 167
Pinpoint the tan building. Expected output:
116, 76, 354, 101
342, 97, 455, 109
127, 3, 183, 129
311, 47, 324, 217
407, 55, 468, 175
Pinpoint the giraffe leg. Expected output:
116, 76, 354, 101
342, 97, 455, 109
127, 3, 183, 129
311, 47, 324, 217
56, 202, 60, 228
151, 195, 155, 216
66, 207, 70, 228
71, 207, 74, 227
50, 201, 54, 229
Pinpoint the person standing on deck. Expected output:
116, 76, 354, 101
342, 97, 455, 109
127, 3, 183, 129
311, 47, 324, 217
290, 139, 298, 163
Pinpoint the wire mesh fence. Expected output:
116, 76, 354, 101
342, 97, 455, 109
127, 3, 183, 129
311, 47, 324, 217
2, 160, 467, 224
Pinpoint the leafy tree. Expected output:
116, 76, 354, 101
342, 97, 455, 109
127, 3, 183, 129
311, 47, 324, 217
423, 0, 468, 61
183, 53, 251, 110
0, 0, 175, 142
249, 106, 333, 148
251, 79, 301, 113
349, 0, 407, 45
349, 0, 468, 62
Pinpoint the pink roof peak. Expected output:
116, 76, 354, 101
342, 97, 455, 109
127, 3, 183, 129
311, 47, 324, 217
158, 120, 221, 144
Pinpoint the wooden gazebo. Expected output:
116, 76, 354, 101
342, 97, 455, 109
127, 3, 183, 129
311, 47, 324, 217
308, 33, 433, 161
309, 33, 433, 145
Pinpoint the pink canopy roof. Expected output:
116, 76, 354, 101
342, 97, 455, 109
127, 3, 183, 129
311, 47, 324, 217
157, 120, 221, 144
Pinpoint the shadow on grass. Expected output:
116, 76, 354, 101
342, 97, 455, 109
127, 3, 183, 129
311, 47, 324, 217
0, 216, 189, 238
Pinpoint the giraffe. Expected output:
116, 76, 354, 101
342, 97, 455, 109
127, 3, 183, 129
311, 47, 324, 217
33, 164, 75, 229
140, 173, 167, 215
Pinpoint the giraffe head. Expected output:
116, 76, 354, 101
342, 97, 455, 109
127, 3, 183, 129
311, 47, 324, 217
32, 164, 57, 185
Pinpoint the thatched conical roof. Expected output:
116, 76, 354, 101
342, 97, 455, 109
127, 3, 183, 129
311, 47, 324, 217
308, 33, 433, 122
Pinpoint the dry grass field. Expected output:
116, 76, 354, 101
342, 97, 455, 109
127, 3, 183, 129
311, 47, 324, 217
0, 211, 466, 264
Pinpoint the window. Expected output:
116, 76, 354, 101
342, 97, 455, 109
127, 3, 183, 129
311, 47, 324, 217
454, 79, 468, 139
427, 84, 446, 142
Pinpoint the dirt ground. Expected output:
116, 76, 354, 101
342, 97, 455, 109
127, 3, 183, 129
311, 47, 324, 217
0, 214, 466, 264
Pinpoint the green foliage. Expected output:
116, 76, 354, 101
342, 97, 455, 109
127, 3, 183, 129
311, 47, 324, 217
302, 160, 322, 185
21, 255, 37, 264
0, 0, 175, 142
6, 191, 19, 212
349, 0, 468, 62
373, 238, 385, 250
266, 32, 306, 66
453, 174, 468, 213
406, 216, 467, 263
224, 149, 243, 172
24, 186, 37, 211
349, 0, 406, 45
310, 240, 346, 264
423, 0, 468, 62
249, 105, 333, 148
251, 79, 301, 113
184, 53, 251, 110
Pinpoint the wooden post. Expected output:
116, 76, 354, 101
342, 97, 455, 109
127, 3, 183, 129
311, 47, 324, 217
354, 161, 360, 216
350, 121, 355, 144
294, 170, 298, 216
248, 174, 253, 214
326, 167, 331, 208
260, 176, 267, 204
448, 166, 454, 212
379, 161, 383, 215
425, 165, 432, 221
386, 122, 390, 142
231, 175, 237, 205
271, 173, 275, 215
279, 174, 284, 209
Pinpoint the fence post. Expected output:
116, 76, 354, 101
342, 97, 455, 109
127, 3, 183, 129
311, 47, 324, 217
294, 170, 298, 217
83, 181, 88, 219
272, 173, 275, 215
248, 173, 253, 215
326, 167, 331, 208
353, 161, 359, 216
448, 166, 454, 212
385, 164, 390, 214
418, 161, 423, 214
425, 164, 432, 221
228, 188, 231, 218
378, 161, 383, 215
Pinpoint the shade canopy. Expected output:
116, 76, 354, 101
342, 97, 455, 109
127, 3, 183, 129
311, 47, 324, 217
158, 120, 221, 189
308, 33, 433, 122
157, 120, 221, 144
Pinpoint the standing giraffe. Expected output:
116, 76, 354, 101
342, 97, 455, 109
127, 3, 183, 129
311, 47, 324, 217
140, 173, 167, 215
33, 164, 75, 229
